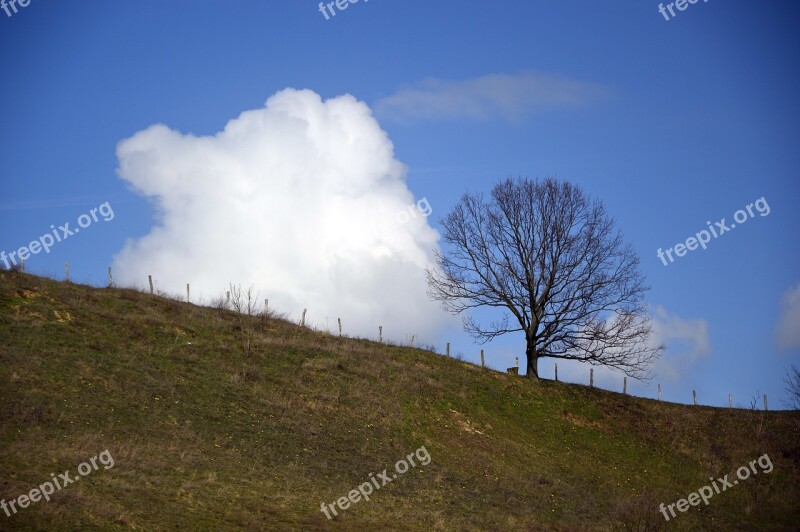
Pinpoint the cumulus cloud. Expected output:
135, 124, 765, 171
776, 282, 800, 351
649, 305, 711, 381
112, 88, 450, 342
374, 71, 609, 123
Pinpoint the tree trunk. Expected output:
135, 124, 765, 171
525, 341, 539, 379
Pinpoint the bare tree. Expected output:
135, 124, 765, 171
229, 283, 259, 358
427, 177, 662, 380
784, 365, 800, 410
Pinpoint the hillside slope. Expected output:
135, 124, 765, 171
1, 270, 798, 531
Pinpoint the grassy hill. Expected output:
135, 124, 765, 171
1, 270, 798, 531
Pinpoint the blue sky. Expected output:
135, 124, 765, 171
1, 0, 798, 408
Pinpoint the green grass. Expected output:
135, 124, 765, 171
0, 270, 798, 530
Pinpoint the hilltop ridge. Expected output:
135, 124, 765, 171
1, 270, 798, 530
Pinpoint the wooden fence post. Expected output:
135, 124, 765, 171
446, 343, 450, 356
186, 283, 190, 303
693, 390, 697, 406
728, 393, 732, 408
65, 261, 69, 282
225, 291, 230, 308
338, 318, 342, 337
20, 258, 25, 272
623, 376, 627, 395
658, 383, 661, 401
148, 275, 154, 295
480, 349, 485, 368
410, 335, 415, 348
301, 308, 307, 327
764, 394, 768, 411
265, 299, 268, 313
555, 363, 558, 382
379, 326, 383, 343
590, 368, 594, 388
108, 267, 113, 288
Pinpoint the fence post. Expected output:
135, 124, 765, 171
623, 376, 627, 395
658, 383, 661, 401
728, 393, 732, 408
20, 258, 25, 272
555, 363, 558, 382
379, 326, 383, 343
515, 357, 519, 369
225, 291, 230, 308
590, 368, 594, 388
301, 308, 307, 327
148, 275, 154, 295
108, 267, 113, 288
764, 394, 768, 411
265, 299, 268, 313
186, 283, 190, 303
480, 349, 485, 368
65, 261, 69, 282
693, 390, 697, 406
338, 318, 342, 337
446, 343, 450, 356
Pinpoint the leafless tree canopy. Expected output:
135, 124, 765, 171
427, 177, 662, 379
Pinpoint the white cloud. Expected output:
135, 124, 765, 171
112, 88, 450, 342
374, 71, 609, 123
649, 305, 711, 382
776, 282, 800, 351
